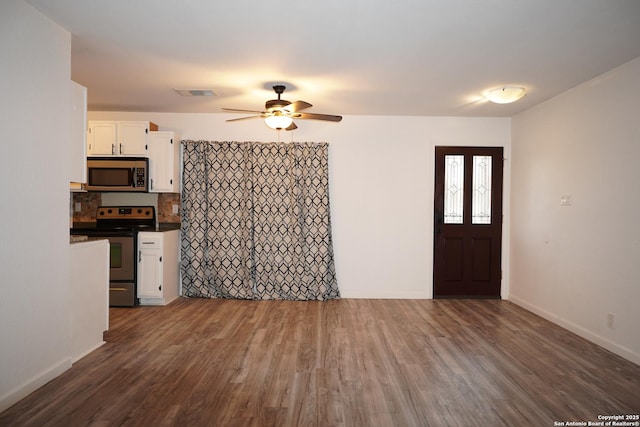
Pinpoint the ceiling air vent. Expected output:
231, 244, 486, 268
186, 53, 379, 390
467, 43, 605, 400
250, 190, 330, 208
174, 89, 216, 97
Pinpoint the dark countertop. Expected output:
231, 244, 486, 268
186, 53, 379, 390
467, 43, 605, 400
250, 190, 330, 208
157, 222, 181, 232
71, 222, 181, 232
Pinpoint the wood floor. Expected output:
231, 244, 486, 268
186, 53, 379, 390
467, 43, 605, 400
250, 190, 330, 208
1, 298, 639, 426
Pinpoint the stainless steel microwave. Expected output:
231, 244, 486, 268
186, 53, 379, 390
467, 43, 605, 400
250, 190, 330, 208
86, 157, 149, 192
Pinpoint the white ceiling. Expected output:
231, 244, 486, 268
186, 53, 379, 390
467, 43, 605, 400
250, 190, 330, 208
25, 0, 640, 117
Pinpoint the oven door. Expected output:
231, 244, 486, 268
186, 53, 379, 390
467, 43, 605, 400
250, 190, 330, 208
84, 234, 137, 307
105, 235, 135, 281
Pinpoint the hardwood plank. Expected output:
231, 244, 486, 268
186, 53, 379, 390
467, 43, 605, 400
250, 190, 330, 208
1, 298, 639, 426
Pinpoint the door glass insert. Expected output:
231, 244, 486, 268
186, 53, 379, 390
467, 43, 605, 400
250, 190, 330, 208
444, 155, 464, 224
472, 155, 492, 224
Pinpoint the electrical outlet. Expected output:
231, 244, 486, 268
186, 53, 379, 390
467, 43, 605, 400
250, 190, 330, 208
607, 313, 615, 329
172, 204, 179, 214
74, 202, 81, 212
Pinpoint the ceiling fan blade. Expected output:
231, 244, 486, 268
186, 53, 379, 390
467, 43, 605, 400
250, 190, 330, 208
222, 107, 265, 114
285, 122, 298, 131
295, 112, 343, 122
285, 101, 312, 113
226, 115, 263, 122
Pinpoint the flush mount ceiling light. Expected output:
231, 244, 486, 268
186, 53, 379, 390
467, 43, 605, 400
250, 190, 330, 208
264, 111, 293, 130
485, 86, 526, 104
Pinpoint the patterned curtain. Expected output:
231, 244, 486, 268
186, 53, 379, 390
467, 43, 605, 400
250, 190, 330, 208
180, 141, 340, 300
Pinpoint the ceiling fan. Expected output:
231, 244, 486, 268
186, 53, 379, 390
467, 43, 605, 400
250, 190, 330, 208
222, 85, 342, 131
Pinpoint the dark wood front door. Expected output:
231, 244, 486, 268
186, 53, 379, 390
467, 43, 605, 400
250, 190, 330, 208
433, 147, 503, 298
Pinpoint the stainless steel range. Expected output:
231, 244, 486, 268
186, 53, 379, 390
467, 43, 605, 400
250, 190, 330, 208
71, 206, 156, 307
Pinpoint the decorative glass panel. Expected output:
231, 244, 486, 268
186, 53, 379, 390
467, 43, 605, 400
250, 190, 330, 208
472, 155, 492, 224
444, 155, 464, 224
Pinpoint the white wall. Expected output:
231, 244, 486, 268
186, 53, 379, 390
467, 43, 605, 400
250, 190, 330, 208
89, 111, 511, 299
510, 57, 640, 364
69, 240, 109, 363
0, 0, 73, 411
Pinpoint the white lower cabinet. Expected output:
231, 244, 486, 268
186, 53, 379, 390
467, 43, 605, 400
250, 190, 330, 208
137, 230, 179, 305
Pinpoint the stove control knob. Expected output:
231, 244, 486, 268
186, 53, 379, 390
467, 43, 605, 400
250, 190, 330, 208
99, 211, 105, 216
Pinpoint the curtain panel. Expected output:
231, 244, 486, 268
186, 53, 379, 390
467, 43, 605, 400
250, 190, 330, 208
181, 141, 340, 301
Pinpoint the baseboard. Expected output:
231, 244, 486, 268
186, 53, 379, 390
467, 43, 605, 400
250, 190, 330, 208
0, 357, 72, 413
71, 341, 106, 364
139, 294, 179, 306
509, 295, 640, 366
339, 291, 431, 299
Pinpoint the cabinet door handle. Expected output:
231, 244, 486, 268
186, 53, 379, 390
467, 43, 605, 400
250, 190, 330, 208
150, 179, 154, 190
119, 143, 123, 155
138, 250, 142, 262
111, 143, 115, 155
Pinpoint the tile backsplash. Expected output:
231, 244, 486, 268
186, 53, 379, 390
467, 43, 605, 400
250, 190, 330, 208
72, 192, 101, 222
157, 193, 181, 223
71, 192, 181, 223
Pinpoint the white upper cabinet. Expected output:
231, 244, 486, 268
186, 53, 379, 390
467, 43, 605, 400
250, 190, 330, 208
147, 131, 180, 193
69, 81, 87, 184
87, 121, 117, 156
118, 121, 152, 155
87, 121, 158, 156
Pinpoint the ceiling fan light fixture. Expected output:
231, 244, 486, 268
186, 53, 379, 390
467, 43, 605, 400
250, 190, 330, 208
485, 86, 526, 104
225, 85, 340, 130
264, 112, 293, 130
